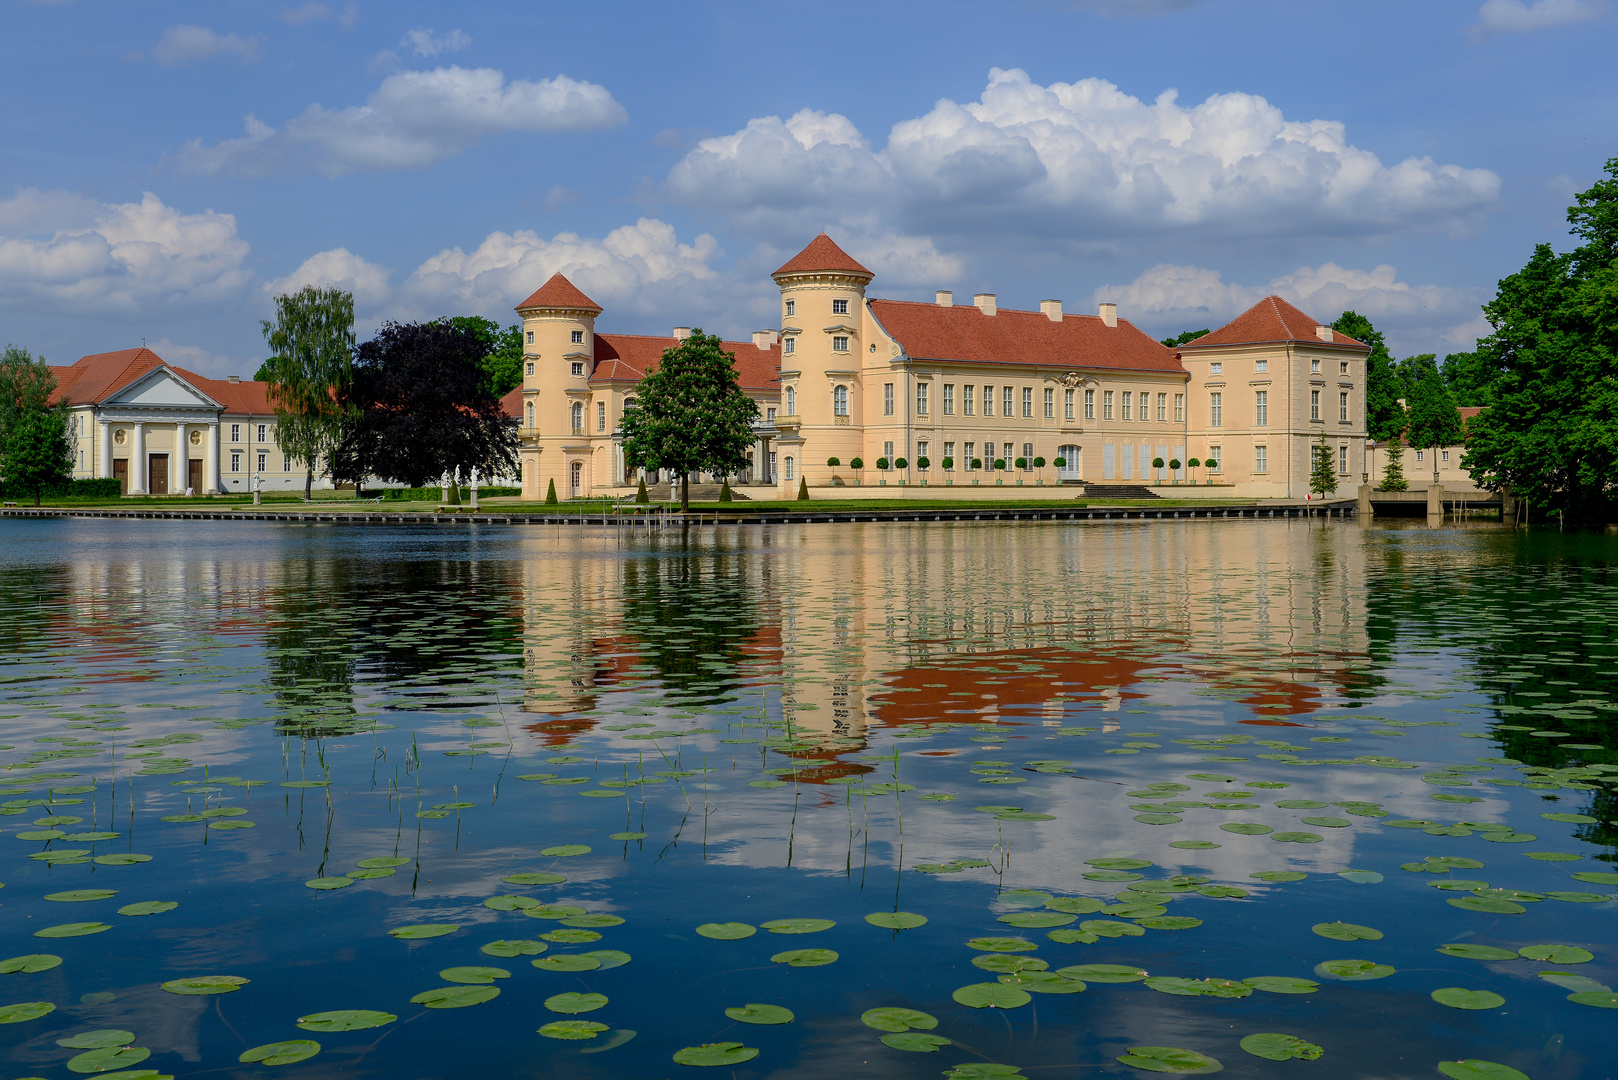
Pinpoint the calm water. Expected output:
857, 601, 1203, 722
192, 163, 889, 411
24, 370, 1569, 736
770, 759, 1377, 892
0, 517, 1613, 1080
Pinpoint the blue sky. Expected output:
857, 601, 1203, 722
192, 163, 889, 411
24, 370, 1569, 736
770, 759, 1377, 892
4, 0, 1615, 376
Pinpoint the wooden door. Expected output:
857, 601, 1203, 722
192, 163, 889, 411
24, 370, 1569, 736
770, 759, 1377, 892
112, 459, 128, 494
188, 459, 203, 493
148, 454, 168, 495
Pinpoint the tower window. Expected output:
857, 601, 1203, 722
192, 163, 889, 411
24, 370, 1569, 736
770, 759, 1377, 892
571, 362, 585, 376
783, 338, 795, 354
832, 336, 849, 352
785, 300, 795, 317
571, 330, 584, 344
834, 385, 848, 416
832, 299, 849, 315
526, 331, 534, 344
525, 362, 534, 376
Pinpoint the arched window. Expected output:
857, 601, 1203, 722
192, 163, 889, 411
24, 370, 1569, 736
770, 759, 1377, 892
525, 401, 534, 427
784, 456, 794, 481
785, 386, 796, 415
623, 397, 637, 412
833, 385, 848, 416
570, 401, 584, 432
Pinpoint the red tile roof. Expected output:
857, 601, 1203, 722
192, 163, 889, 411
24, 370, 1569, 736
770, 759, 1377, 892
1179, 296, 1367, 350
515, 272, 603, 314
50, 347, 275, 415
1459, 406, 1484, 423
773, 233, 872, 279
500, 385, 522, 419
590, 334, 780, 392
868, 300, 1184, 374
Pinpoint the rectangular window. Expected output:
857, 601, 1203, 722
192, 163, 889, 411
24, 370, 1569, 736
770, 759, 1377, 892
832, 335, 849, 352
1174, 393, 1184, 422
1311, 357, 1321, 373
1340, 361, 1349, 374
283, 455, 291, 472
1208, 445, 1221, 471
525, 361, 534, 376
1104, 443, 1116, 479
1254, 445, 1267, 473
1340, 445, 1350, 473
964, 442, 975, 468
257, 452, 267, 473
1157, 393, 1167, 421
1311, 390, 1321, 421
1084, 389, 1094, 420
571, 330, 584, 344
785, 386, 796, 414
597, 401, 606, 431
1254, 391, 1268, 426
883, 441, 894, 461
1441, 450, 1449, 462
943, 442, 955, 469
230, 452, 240, 472
1416, 449, 1425, 461
963, 385, 974, 415
1022, 442, 1033, 468
570, 362, 584, 376
526, 330, 534, 344
1255, 358, 1268, 373
766, 407, 776, 422
1120, 391, 1131, 421
1210, 362, 1223, 375
1044, 387, 1054, 418
1122, 444, 1134, 480
943, 384, 955, 414
1210, 392, 1222, 427
884, 383, 895, 416
917, 441, 928, 464
1018, 387, 1028, 417
783, 338, 795, 354
785, 300, 795, 317
983, 386, 994, 417
832, 299, 849, 315
257, 424, 267, 442
1065, 388, 1075, 420
1339, 391, 1349, 422
1103, 390, 1114, 420
916, 383, 928, 415
230, 424, 240, 443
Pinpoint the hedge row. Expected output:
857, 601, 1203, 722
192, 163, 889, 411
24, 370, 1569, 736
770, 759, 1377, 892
0, 477, 122, 500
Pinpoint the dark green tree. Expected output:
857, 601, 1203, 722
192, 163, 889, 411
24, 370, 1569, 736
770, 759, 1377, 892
1405, 360, 1463, 480
0, 345, 58, 445
1439, 351, 1495, 407
1160, 329, 1210, 348
1464, 156, 1618, 520
261, 285, 355, 498
1381, 444, 1409, 491
2, 407, 71, 506
448, 316, 524, 396
618, 330, 759, 512
1332, 311, 1405, 442
1309, 432, 1339, 497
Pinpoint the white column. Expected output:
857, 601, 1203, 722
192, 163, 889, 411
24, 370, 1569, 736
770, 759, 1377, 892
98, 419, 112, 479
174, 423, 187, 493
129, 422, 147, 493
205, 422, 220, 494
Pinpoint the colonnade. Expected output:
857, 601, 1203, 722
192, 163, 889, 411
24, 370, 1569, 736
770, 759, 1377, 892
92, 417, 221, 495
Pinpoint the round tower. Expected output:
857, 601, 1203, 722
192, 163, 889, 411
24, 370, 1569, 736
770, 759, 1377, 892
771, 234, 873, 494
514, 273, 602, 501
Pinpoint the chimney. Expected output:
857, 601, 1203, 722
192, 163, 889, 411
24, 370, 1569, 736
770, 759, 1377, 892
672, 326, 692, 340
227, 375, 240, 384
973, 293, 997, 316
752, 329, 779, 349
1315, 325, 1333, 342
1040, 299, 1063, 323
1099, 302, 1117, 328
935, 290, 953, 307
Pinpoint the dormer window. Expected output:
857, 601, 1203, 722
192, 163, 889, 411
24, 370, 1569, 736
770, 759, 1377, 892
571, 330, 584, 344
570, 362, 584, 376
832, 336, 849, 352
832, 299, 848, 315
1210, 362, 1222, 375
784, 300, 795, 317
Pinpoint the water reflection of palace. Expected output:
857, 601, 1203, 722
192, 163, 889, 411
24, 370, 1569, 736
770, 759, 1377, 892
517, 521, 1373, 742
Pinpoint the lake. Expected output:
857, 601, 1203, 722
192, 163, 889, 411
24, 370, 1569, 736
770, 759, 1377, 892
0, 516, 1612, 1080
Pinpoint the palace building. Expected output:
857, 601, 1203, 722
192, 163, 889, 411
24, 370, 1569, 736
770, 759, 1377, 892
517, 233, 1372, 501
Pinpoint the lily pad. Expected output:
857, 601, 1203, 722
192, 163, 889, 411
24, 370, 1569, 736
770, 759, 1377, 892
861, 1007, 939, 1032
1137, 916, 1203, 931
967, 937, 1037, 953
1438, 944, 1519, 961
117, 902, 177, 917
1431, 987, 1505, 1010
531, 955, 600, 972
304, 878, 352, 891
725, 1003, 794, 1025
238, 1041, 319, 1066
356, 857, 410, 869
1251, 871, 1307, 883
761, 918, 834, 934
1571, 871, 1618, 885
161, 975, 247, 995
482, 940, 546, 957
865, 912, 927, 929
1058, 963, 1147, 983
1312, 922, 1382, 941
1338, 870, 1384, 884
44, 890, 117, 903
412, 985, 500, 1009
540, 1020, 609, 1040
1567, 990, 1618, 1008
389, 924, 458, 940
296, 1010, 395, 1032
672, 1042, 758, 1067
67, 1046, 150, 1073
502, 872, 566, 885
952, 982, 1031, 1009
1518, 945, 1592, 963
1271, 832, 1323, 844
1437, 1061, 1530, 1080
540, 845, 591, 857
1220, 823, 1271, 835
0, 954, 62, 973
695, 922, 755, 940
1241, 976, 1319, 994
770, 948, 837, 967
93, 855, 151, 866
973, 955, 1048, 974
1315, 959, 1396, 981
57, 1030, 136, 1048
1448, 896, 1526, 914
999, 911, 1075, 928
540, 929, 601, 944
584, 950, 632, 970
882, 1032, 952, 1052
1086, 857, 1153, 869
1045, 897, 1105, 915
1240, 1033, 1323, 1061
439, 966, 510, 984
1117, 1046, 1223, 1073
35, 923, 110, 938
0, 1001, 54, 1023
1144, 977, 1251, 999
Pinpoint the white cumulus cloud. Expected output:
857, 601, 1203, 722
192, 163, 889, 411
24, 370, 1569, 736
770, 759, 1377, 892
0, 189, 252, 315
1095, 262, 1492, 355
147, 25, 261, 65
401, 28, 471, 57
1473, 0, 1605, 33
176, 66, 628, 177
665, 68, 1501, 253
265, 247, 393, 310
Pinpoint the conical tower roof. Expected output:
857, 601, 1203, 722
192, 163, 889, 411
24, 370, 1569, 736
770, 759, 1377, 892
515, 272, 602, 313
772, 233, 872, 279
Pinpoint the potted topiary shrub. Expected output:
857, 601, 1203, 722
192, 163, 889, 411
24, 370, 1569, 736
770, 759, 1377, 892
876, 456, 889, 485
1168, 458, 1181, 485
941, 456, 954, 485
993, 458, 1006, 485
1033, 456, 1046, 485
850, 456, 864, 486
1203, 457, 1218, 484
1186, 457, 1200, 486
1053, 455, 1067, 484
826, 456, 842, 486
1014, 456, 1027, 485
1151, 456, 1165, 486
971, 457, 982, 485
916, 455, 930, 486
894, 456, 908, 485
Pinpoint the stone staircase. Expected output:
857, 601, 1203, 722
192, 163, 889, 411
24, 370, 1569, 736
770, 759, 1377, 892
1077, 484, 1163, 500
